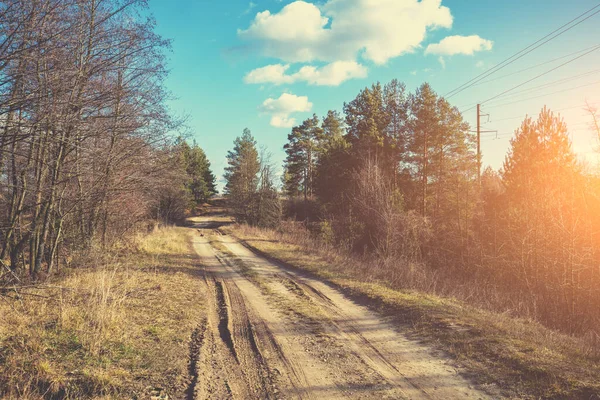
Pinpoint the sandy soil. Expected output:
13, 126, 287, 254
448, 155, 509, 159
188, 215, 492, 399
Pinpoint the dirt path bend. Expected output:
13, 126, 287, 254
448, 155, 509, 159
189, 220, 492, 400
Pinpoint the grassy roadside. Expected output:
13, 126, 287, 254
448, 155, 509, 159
223, 223, 600, 400
0, 227, 206, 399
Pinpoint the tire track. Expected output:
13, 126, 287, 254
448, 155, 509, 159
185, 317, 207, 400
214, 280, 239, 363
214, 242, 411, 398
216, 276, 274, 399
215, 234, 493, 400
286, 277, 431, 398
199, 276, 247, 399
210, 237, 407, 398
192, 233, 313, 399
193, 232, 363, 399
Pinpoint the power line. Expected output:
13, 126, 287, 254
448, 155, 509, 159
557, 102, 600, 112
460, 43, 600, 113
489, 115, 527, 123
481, 133, 512, 140
460, 68, 600, 110
449, 7, 600, 99
468, 43, 600, 88
485, 68, 600, 103
480, 44, 600, 105
467, 96, 599, 148
484, 79, 600, 109
473, 102, 600, 128
445, 4, 600, 99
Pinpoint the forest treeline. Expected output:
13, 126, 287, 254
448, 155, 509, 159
228, 79, 600, 337
284, 81, 475, 263
0, 0, 215, 279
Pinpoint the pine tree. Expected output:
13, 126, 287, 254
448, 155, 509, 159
383, 79, 409, 187
176, 139, 217, 205
321, 110, 345, 149
282, 114, 323, 200
315, 110, 351, 211
408, 83, 475, 218
224, 128, 260, 221
503, 107, 575, 202
343, 82, 391, 166
408, 83, 438, 215
500, 107, 583, 329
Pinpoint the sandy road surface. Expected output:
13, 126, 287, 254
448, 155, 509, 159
188, 216, 492, 399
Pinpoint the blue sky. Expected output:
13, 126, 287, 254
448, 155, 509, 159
147, 0, 600, 190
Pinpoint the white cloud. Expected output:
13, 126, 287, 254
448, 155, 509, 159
243, 2, 327, 41
239, 0, 453, 65
476, 60, 485, 68
242, 1, 257, 15
270, 115, 297, 128
244, 60, 367, 86
259, 93, 313, 128
295, 61, 368, 85
425, 35, 493, 56
244, 64, 295, 85
438, 56, 446, 69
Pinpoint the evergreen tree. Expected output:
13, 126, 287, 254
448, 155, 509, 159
500, 108, 584, 329
282, 114, 323, 200
408, 83, 439, 215
383, 79, 410, 188
343, 82, 408, 191
203, 163, 217, 198
343, 82, 391, 165
407, 83, 476, 264
178, 140, 217, 204
321, 110, 345, 149
315, 110, 351, 211
408, 83, 475, 218
251, 164, 282, 228
224, 128, 260, 221
503, 107, 575, 201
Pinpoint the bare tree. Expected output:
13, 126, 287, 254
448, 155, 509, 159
0, 0, 178, 278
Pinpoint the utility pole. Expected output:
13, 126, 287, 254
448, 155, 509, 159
477, 104, 481, 186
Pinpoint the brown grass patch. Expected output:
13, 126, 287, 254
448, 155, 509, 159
0, 226, 206, 399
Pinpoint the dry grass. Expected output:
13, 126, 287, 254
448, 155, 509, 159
225, 222, 600, 399
0, 226, 206, 399
135, 225, 192, 256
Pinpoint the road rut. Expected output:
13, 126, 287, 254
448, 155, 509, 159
189, 220, 491, 399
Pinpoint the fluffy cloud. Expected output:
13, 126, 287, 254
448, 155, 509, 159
295, 61, 368, 85
425, 35, 493, 56
270, 115, 297, 128
244, 61, 368, 86
241, 2, 327, 42
239, 0, 453, 65
244, 64, 295, 85
258, 93, 313, 128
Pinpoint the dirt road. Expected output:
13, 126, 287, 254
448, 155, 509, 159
188, 215, 491, 399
